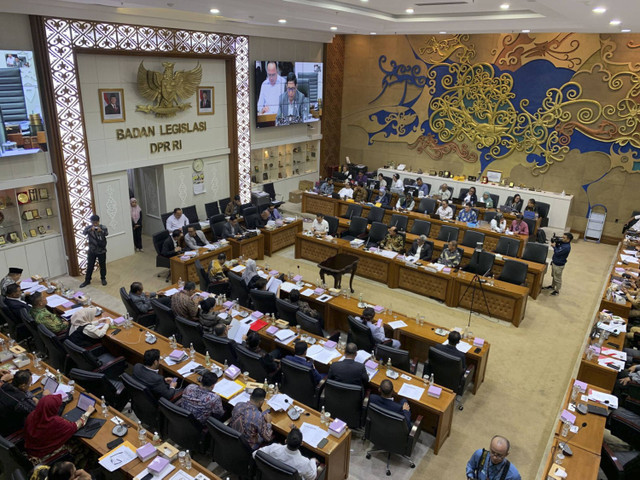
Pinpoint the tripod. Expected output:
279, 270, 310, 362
460, 251, 492, 329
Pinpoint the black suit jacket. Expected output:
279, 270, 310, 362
369, 394, 411, 427
408, 240, 433, 261
327, 358, 368, 388
433, 343, 466, 369
161, 236, 179, 257
132, 363, 176, 400
4, 297, 30, 317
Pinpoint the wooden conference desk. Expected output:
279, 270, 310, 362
541, 438, 600, 480
170, 243, 233, 284
261, 219, 304, 256
295, 233, 529, 326
228, 233, 265, 260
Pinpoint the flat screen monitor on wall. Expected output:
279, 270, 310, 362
254, 61, 323, 128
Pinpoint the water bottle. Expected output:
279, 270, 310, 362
68, 380, 75, 397
429, 373, 434, 385
55, 369, 63, 383
320, 406, 326, 425
189, 343, 196, 359
101, 396, 108, 417
185, 450, 192, 470
33, 352, 40, 368
178, 277, 184, 288
170, 335, 177, 349
386, 358, 393, 376
223, 358, 228, 369
263, 378, 268, 392
205, 351, 211, 367
137, 420, 146, 446
152, 431, 160, 446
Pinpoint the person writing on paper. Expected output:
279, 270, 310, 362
24, 394, 95, 461
436, 200, 454, 220
184, 225, 210, 250
27, 291, 69, 334
180, 371, 224, 426
166, 207, 190, 231
379, 226, 404, 253
162, 229, 184, 257
396, 191, 415, 211
0, 266, 22, 296
283, 341, 325, 385
327, 342, 368, 388
466, 435, 521, 480
457, 203, 478, 223
369, 379, 411, 427
338, 182, 354, 200
68, 307, 111, 348
230, 387, 273, 450
254, 428, 319, 480
358, 307, 401, 348
407, 235, 432, 262
258, 61, 285, 114
437, 183, 452, 201
133, 348, 179, 400
223, 215, 246, 239
311, 213, 329, 235
433, 331, 467, 368
171, 281, 202, 321
437, 240, 462, 268
0, 369, 37, 436
509, 214, 529, 236
490, 213, 507, 233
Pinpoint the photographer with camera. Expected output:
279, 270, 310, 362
543, 232, 573, 296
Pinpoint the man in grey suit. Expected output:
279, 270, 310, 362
132, 349, 179, 400
276, 72, 309, 126
222, 215, 245, 239
184, 225, 210, 250
327, 342, 368, 389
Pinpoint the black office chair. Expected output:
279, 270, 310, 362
463, 251, 496, 277
245, 213, 261, 229
418, 197, 436, 214
325, 215, 339, 236
182, 205, 199, 223
121, 373, 161, 430
254, 450, 327, 480
235, 344, 271, 382
209, 212, 225, 227
243, 206, 258, 218
37, 324, 70, 373
119, 287, 155, 328
181, 222, 203, 236
152, 230, 171, 282
537, 201, 550, 228
205, 201, 220, 218
11, 469, 27, 480
493, 236, 520, 257
497, 259, 529, 286
219, 197, 231, 214
0, 299, 30, 346
275, 298, 299, 326
461, 230, 485, 248
158, 397, 207, 452
437, 225, 459, 242
341, 203, 363, 220
226, 271, 249, 308
340, 216, 368, 241
295, 311, 324, 337
347, 315, 376, 352
151, 298, 178, 337
63, 339, 127, 380
18, 310, 45, 355
203, 333, 237, 365
249, 289, 277, 314
375, 344, 412, 373
0, 436, 38, 477
458, 188, 470, 201
389, 214, 408, 232
69, 368, 129, 410
600, 398, 640, 479
522, 217, 536, 238
483, 211, 497, 223
427, 346, 475, 410
175, 316, 206, 353
410, 219, 431, 237
207, 417, 255, 479
489, 194, 500, 208
160, 212, 172, 229
521, 242, 548, 264
367, 206, 385, 224
280, 357, 320, 408
366, 222, 388, 247
193, 259, 214, 293
321, 380, 367, 430
364, 403, 422, 476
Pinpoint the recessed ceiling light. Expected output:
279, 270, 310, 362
500, 3, 510, 10
209, 8, 219, 14
330, 26, 338, 31
370, 32, 377, 35
522, 29, 530, 33
278, 18, 287, 23
361, 0, 369, 2
406, 8, 414, 14
621, 29, 631, 33
610, 19, 622, 25
592, 7, 607, 14
439, 31, 447, 34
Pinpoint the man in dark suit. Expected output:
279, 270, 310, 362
276, 72, 309, 126
105, 94, 120, 115
200, 90, 211, 109
433, 330, 466, 369
3, 284, 30, 318
161, 229, 183, 257
132, 348, 179, 400
222, 215, 245, 239
408, 235, 433, 261
212, 322, 238, 361
369, 379, 411, 427
327, 342, 368, 388
283, 341, 324, 386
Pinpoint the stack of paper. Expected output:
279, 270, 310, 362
441, 340, 473, 353
228, 391, 250, 407
231, 265, 246, 273
280, 282, 298, 293
212, 379, 244, 399
267, 393, 294, 411
597, 356, 625, 371
163, 288, 179, 296
388, 320, 408, 330
99, 441, 137, 472
398, 383, 425, 400
299, 422, 329, 448
306, 344, 342, 364
300, 288, 315, 297
355, 350, 371, 364
228, 319, 251, 343
46, 294, 68, 308
588, 389, 619, 409
176, 361, 202, 377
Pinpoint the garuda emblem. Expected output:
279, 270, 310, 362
136, 61, 202, 117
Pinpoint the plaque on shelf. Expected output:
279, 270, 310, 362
22, 232, 27, 241
38, 188, 49, 199
46, 208, 53, 217
0, 198, 4, 209
22, 210, 34, 221
0, 235, 5, 245
29, 229, 37, 237
37, 225, 46, 235
8, 232, 19, 243
32, 209, 40, 219
17, 192, 30, 204
28, 189, 37, 202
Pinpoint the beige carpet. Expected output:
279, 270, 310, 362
56, 218, 616, 479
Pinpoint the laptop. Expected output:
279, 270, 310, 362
36, 376, 59, 399
499, 205, 514, 213
63, 392, 96, 422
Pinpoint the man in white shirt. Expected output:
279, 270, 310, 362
390, 174, 404, 194
436, 200, 454, 220
166, 208, 190, 231
338, 184, 354, 199
257, 61, 284, 115
311, 213, 329, 235
254, 428, 319, 480
437, 183, 452, 201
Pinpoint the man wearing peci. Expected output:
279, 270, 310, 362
257, 61, 285, 114
276, 72, 309, 125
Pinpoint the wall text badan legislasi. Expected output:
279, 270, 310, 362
115, 121, 208, 153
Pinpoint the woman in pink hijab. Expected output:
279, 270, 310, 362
131, 197, 143, 252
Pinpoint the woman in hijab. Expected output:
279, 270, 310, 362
481, 191, 494, 208
24, 394, 95, 461
131, 198, 143, 252
68, 307, 111, 348
241, 258, 259, 290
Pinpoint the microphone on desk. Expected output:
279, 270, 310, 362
558, 421, 588, 456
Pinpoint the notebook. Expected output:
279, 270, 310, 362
63, 392, 96, 422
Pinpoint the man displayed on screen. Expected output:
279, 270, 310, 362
105, 94, 120, 115
276, 72, 309, 126
257, 61, 284, 115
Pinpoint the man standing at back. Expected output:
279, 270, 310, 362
466, 435, 521, 480
327, 342, 368, 388
80, 215, 108, 288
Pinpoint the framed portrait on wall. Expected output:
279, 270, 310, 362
197, 86, 214, 115
99, 88, 126, 123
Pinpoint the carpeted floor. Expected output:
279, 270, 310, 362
56, 210, 616, 479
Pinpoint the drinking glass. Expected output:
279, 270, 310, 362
243, 371, 250, 383
178, 451, 186, 467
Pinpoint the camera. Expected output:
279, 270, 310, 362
550, 233, 562, 244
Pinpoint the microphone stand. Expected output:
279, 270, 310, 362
460, 250, 492, 328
